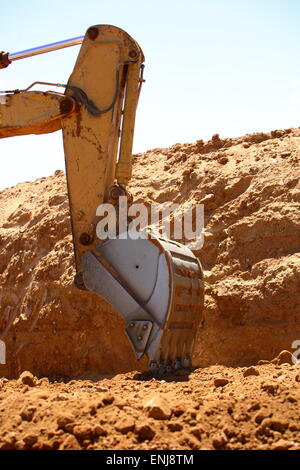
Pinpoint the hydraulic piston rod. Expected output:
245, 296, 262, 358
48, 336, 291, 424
0, 36, 84, 68
8, 36, 84, 61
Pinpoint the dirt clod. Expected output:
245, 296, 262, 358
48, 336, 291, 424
272, 350, 293, 366
243, 367, 260, 377
115, 417, 135, 434
144, 396, 172, 420
214, 378, 229, 387
135, 422, 156, 442
18, 371, 36, 387
59, 434, 81, 450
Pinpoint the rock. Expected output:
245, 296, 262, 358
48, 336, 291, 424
59, 434, 81, 450
18, 371, 36, 387
56, 413, 75, 431
190, 426, 205, 440
144, 396, 171, 420
23, 434, 38, 447
258, 418, 289, 434
173, 405, 185, 417
280, 151, 291, 158
218, 156, 228, 165
179, 433, 201, 450
93, 425, 107, 437
272, 439, 292, 450
214, 377, 229, 387
102, 393, 115, 405
0, 433, 17, 450
212, 433, 227, 450
271, 130, 284, 138
167, 421, 183, 432
273, 350, 293, 365
72, 424, 94, 441
243, 367, 260, 377
135, 422, 155, 441
115, 417, 135, 434
212, 134, 221, 143
257, 360, 270, 365
254, 411, 272, 425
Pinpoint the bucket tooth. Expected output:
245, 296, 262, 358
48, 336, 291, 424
149, 361, 159, 374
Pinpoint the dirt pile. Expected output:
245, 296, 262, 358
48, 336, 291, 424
0, 127, 299, 378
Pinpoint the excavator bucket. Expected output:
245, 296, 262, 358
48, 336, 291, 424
81, 234, 204, 372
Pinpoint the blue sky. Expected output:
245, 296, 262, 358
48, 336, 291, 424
1, 0, 300, 189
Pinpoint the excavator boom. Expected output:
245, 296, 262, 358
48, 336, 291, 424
0, 25, 204, 373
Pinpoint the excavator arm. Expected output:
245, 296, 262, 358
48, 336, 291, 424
0, 25, 204, 373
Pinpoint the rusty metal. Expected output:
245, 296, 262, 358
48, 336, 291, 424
0, 51, 11, 69
79, 233, 93, 246
59, 97, 75, 114
0, 91, 76, 138
129, 49, 138, 58
87, 27, 99, 40
74, 272, 87, 291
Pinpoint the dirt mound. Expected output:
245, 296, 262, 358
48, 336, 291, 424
131, 128, 300, 367
0, 128, 300, 378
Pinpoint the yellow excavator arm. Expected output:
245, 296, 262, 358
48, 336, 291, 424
0, 25, 204, 374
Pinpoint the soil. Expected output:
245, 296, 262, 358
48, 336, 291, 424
0, 127, 299, 450
0, 355, 299, 450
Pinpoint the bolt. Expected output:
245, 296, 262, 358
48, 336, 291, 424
129, 49, 138, 58
143, 324, 148, 330
137, 335, 143, 341
59, 97, 74, 114
87, 27, 99, 40
129, 322, 135, 328
79, 232, 92, 246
